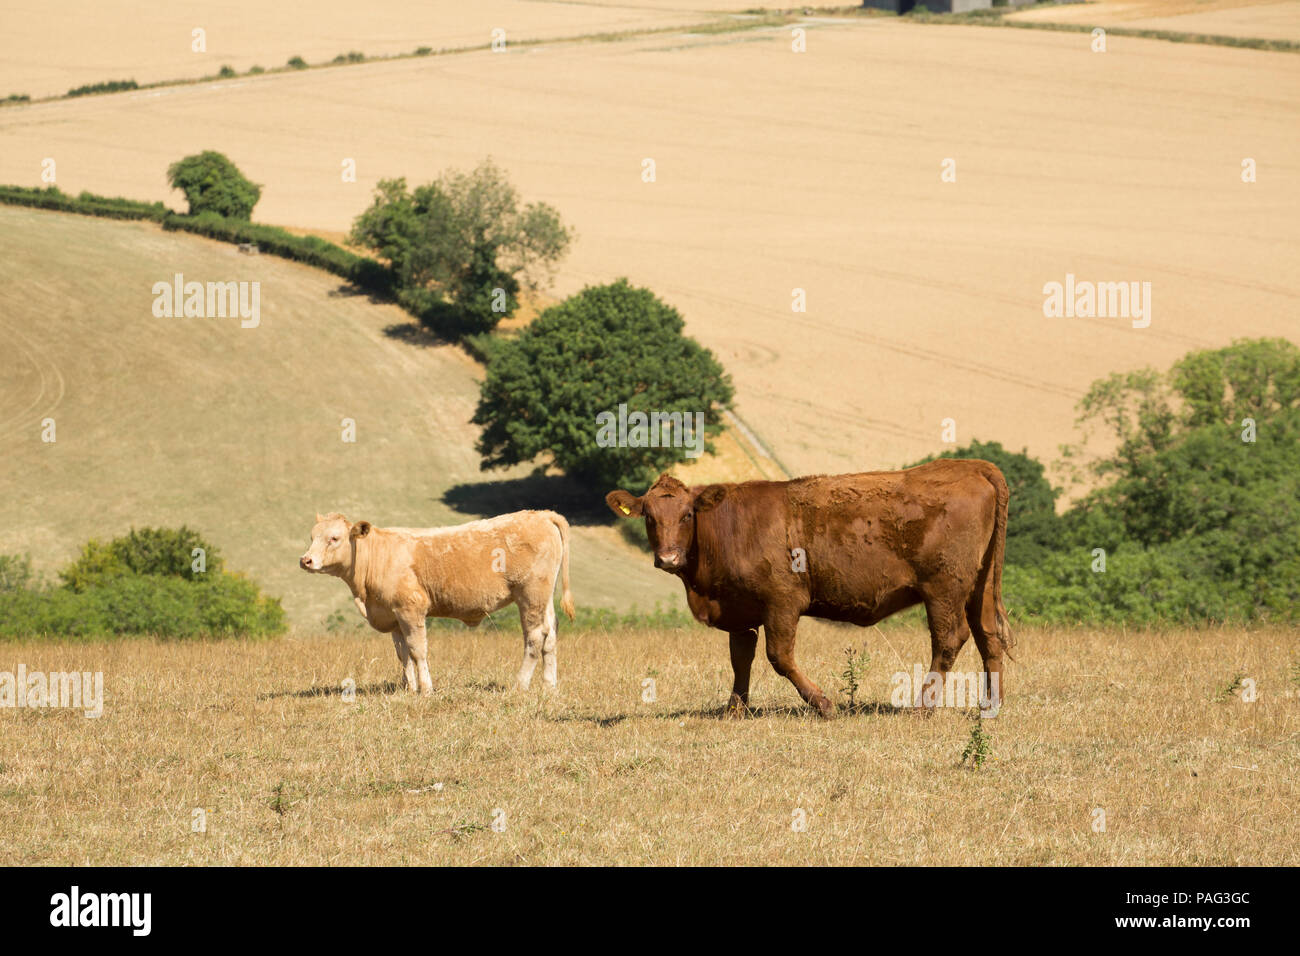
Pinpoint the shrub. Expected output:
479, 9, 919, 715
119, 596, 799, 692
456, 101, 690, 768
0, 528, 283, 639
217, 65, 237, 78
0, 554, 34, 592
166, 150, 262, 220
0, 573, 284, 640
287, 56, 308, 69
60, 526, 222, 591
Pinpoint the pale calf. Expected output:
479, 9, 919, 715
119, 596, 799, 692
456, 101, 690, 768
300, 511, 575, 694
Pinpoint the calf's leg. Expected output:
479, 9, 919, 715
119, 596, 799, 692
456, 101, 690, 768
727, 628, 759, 717
397, 613, 433, 696
763, 610, 833, 718
390, 633, 410, 688
516, 604, 547, 691
540, 601, 558, 689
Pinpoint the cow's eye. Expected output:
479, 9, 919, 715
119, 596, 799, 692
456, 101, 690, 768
329, 536, 339, 544
681, 513, 693, 524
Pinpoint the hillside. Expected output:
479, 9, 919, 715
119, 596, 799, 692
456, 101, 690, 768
0, 207, 684, 626
1, 16, 1296, 487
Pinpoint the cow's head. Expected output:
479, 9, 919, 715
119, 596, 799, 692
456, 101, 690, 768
606, 475, 727, 572
300, 512, 371, 574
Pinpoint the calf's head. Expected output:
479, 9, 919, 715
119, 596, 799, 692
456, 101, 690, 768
606, 475, 726, 572
300, 512, 371, 574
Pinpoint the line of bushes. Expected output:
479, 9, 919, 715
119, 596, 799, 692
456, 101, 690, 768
162, 211, 393, 295
0, 528, 285, 640
0, 185, 170, 221
0, 185, 392, 295
67, 79, 138, 97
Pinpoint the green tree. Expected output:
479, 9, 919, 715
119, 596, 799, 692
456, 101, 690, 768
1011, 338, 1300, 625
472, 279, 733, 490
349, 160, 571, 338
167, 151, 262, 220
907, 440, 1061, 565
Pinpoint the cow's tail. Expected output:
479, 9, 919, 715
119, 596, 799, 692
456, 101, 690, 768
983, 464, 1015, 661
549, 512, 576, 621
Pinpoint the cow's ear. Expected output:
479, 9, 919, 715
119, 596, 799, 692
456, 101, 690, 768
694, 485, 727, 513
350, 520, 372, 539
605, 490, 642, 518
315, 512, 324, 523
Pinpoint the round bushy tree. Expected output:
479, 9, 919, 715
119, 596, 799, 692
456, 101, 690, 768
472, 279, 733, 491
167, 151, 262, 220
349, 161, 570, 338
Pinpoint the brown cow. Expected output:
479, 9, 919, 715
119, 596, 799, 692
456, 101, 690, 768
300, 511, 575, 694
607, 459, 1012, 717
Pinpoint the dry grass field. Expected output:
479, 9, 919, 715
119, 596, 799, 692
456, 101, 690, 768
1, 623, 1295, 865
0, 0, 743, 100
1007, 0, 1300, 42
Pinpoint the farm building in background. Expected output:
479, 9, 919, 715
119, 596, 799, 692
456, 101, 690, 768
862, 0, 1038, 13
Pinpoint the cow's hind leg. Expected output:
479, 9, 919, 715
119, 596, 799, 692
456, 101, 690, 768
516, 603, 547, 691
763, 609, 832, 718
727, 628, 759, 717
920, 597, 971, 713
967, 577, 1008, 714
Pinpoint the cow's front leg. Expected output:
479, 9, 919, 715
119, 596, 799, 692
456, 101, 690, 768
727, 628, 758, 717
397, 615, 433, 696
763, 610, 833, 718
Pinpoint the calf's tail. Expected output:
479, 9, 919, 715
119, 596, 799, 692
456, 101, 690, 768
550, 512, 576, 621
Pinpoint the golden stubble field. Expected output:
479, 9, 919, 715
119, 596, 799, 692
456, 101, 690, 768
2, 623, 1295, 865
3, 18, 1297, 482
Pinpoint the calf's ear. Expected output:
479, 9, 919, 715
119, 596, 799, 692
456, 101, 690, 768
349, 520, 372, 538
605, 490, 642, 518
694, 484, 727, 512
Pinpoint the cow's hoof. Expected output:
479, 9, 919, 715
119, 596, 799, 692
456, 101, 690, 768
813, 695, 835, 719
725, 696, 750, 719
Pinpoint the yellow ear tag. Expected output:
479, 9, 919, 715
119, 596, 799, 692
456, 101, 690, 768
619, 505, 630, 515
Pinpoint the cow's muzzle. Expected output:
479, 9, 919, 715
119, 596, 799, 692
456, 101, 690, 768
299, 556, 315, 571
654, 551, 683, 571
